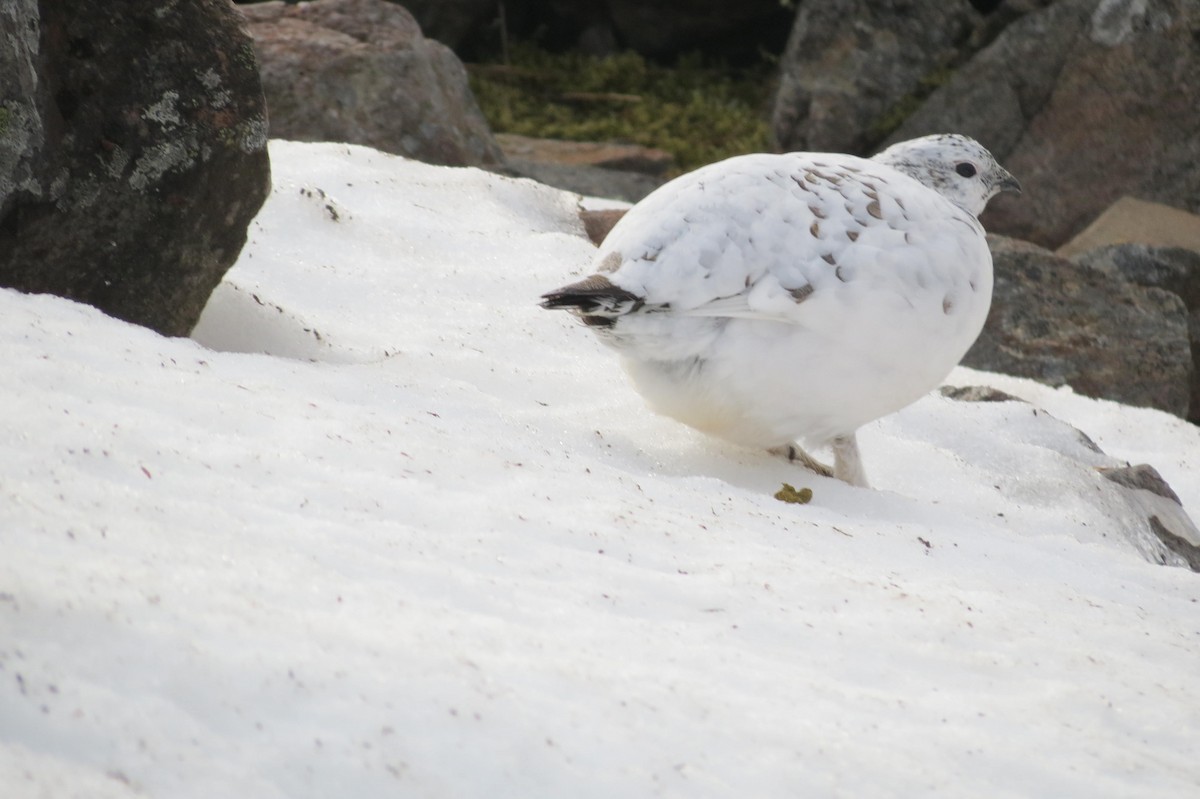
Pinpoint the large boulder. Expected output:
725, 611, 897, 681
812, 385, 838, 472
771, 0, 980, 155
241, 0, 504, 168
888, 0, 1200, 249
963, 235, 1193, 417
1073, 244, 1200, 422
0, 0, 270, 337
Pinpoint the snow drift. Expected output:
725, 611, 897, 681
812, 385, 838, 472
2, 141, 1198, 798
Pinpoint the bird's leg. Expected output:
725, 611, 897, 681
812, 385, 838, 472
769, 443, 834, 479
831, 434, 869, 488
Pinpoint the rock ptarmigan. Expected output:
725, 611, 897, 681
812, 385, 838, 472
541, 134, 1020, 487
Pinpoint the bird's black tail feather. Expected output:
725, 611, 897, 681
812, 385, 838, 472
539, 274, 645, 321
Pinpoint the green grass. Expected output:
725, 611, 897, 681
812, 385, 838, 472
468, 45, 775, 175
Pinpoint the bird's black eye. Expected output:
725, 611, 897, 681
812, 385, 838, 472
955, 162, 977, 178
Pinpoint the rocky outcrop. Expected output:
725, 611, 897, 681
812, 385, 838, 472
0, 0, 270, 337
963, 235, 1194, 417
888, 0, 1200, 249
241, 0, 504, 168
771, 0, 980, 155
1073, 244, 1200, 422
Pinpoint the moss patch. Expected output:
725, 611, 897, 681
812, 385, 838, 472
468, 45, 774, 175
774, 483, 813, 504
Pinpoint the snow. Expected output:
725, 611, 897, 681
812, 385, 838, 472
2, 140, 1198, 798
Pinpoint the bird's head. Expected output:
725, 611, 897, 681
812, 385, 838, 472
871, 134, 1021, 217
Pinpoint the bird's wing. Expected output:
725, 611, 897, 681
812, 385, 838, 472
594, 151, 987, 325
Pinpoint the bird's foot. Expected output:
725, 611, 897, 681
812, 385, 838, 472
769, 436, 870, 488
831, 434, 869, 488
769, 443, 834, 479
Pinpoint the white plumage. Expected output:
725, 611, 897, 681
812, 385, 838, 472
541, 134, 1020, 487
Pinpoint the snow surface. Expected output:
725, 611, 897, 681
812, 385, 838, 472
2, 141, 1198, 798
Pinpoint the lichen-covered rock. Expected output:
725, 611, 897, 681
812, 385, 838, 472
241, 0, 504, 168
0, 0, 271, 337
889, 0, 1200, 249
771, 0, 979, 155
963, 235, 1194, 417
1074, 244, 1200, 313
0, 3, 41, 217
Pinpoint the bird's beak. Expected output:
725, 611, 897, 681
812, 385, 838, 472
994, 168, 1022, 195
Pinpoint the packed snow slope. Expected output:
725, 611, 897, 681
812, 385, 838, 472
2, 141, 1198, 798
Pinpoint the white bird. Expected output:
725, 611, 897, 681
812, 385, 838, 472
541, 134, 1020, 487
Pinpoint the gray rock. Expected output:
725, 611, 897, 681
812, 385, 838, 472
889, 0, 1200, 249
1074, 244, 1200, 307
1100, 463, 1183, 503
963, 235, 1194, 417
1073, 244, 1200, 421
889, 0, 1093, 164
1099, 464, 1200, 570
0, 0, 271, 337
772, 0, 980, 155
495, 133, 669, 205
580, 208, 628, 247
938, 384, 1026, 404
505, 160, 663, 205
966, 0, 1059, 51
242, 0, 504, 168
0, 3, 41, 218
